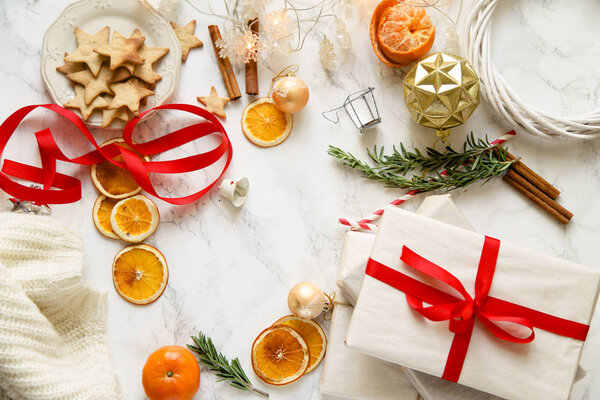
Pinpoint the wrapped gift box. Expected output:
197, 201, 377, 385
319, 292, 418, 400
346, 207, 600, 400
327, 194, 502, 400
337, 195, 473, 306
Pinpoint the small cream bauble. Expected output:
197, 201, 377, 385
272, 76, 309, 114
288, 281, 326, 319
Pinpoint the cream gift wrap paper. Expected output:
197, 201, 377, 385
319, 292, 418, 400
346, 208, 600, 400
336, 231, 376, 306
337, 194, 473, 306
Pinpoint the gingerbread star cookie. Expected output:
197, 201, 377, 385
56, 53, 86, 75
120, 29, 169, 84
94, 31, 145, 71
170, 20, 203, 62
197, 86, 229, 119
109, 67, 132, 83
109, 79, 154, 113
67, 65, 113, 105
64, 26, 110, 76
64, 85, 110, 121
101, 97, 130, 128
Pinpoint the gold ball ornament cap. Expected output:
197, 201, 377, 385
402, 52, 481, 138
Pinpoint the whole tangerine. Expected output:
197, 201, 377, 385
142, 345, 200, 400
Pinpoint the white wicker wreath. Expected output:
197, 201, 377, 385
463, 0, 600, 140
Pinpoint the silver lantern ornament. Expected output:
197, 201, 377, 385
323, 87, 382, 133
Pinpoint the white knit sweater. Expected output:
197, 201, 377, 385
0, 213, 121, 400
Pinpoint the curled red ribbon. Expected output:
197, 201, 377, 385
365, 236, 589, 383
0, 104, 232, 205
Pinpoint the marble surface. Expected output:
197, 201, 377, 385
1, 0, 600, 399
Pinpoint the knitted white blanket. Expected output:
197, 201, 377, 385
0, 213, 121, 400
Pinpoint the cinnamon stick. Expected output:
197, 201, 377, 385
506, 152, 560, 200
245, 19, 259, 95
503, 171, 572, 225
208, 25, 241, 100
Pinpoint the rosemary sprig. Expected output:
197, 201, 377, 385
327, 133, 514, 192
188, 332, 269, 398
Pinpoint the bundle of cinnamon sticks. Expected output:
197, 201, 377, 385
502, 152, 573, 225
207, 22, 259, 99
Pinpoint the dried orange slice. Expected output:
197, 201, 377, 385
91, 137, 149, 199
110, 194, 160, 243
370, 0, 435, 67
242, 97, 293, 147
112, 244, 168, 305
273, 316, 327, 374
92, 195, 119, 239
251, 325, 309, 386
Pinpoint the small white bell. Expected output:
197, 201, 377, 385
219, 177, 249, 207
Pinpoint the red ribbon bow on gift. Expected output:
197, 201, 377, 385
365, 236, 590, 382
0, 104, 232, 205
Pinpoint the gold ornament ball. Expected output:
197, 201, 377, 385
287, 281, 325, 319
402, 52, 480, 137
272, 76, 309, 114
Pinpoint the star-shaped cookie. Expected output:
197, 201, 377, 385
120, 29, 169, 84
109, 67, 132, 83
197, 86, 229, 119
56, 53, 86, 75
64, 26, 110, 76
109, 79, 154, 113
170, 20, 203, 62
94, 31, 145, 71
67, 65, 114, 105
64, 84, 110, 121
101, 97, 130, 128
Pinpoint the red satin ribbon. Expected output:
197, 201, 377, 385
0, 104, 232, 205
365, 236, 590, 383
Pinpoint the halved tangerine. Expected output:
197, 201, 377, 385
273, 315, 327, 374
370, 0, 435, 67
251, 325, 309, 386
112, 244, 168, 305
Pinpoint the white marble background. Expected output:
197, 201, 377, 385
1, 0, 600, 399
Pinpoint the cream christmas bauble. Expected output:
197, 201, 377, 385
287, 281, 325, 319
272, 76, 309, 114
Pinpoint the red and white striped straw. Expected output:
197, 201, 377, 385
338, 131, 517, 232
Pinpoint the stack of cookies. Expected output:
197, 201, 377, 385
56, 26, 169, 128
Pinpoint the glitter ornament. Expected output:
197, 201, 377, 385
272, 76, 309, 114
402, 52, 480, 139
287, 282, 332, 320
319, 35, 336, 71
